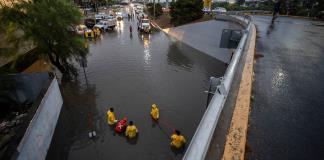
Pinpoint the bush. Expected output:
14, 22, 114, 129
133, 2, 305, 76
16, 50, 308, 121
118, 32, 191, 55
212, 1, 274, 11
170, 0, 204, 26
146, 3, 163, 18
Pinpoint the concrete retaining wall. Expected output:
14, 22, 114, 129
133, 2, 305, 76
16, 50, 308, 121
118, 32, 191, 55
215, 15, 250, 28
16, 78, 63, 160
183, 15, 255, 160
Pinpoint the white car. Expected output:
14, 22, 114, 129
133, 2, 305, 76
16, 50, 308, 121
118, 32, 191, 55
136, 6, 143, 11
116, 12, 123, 20
212, 7, 227, 14
94, 20, 109, 30
106, 14, 117, 29
76, 25, 87, 35
95, 13, 106, 22
202, 8, 211, 13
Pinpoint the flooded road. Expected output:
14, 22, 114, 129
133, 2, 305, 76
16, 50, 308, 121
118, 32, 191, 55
47, 19, 229, 160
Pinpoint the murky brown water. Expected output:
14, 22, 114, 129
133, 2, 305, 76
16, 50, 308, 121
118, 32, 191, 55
47, 19, 228, 160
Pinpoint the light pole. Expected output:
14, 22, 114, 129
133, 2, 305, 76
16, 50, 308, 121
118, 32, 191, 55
153, 0, 156, 19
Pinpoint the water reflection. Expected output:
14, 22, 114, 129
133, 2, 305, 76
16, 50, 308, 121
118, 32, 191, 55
117, 21, 124, 33
47, 80, 100, 159
126, 134, 139, 145
267, 20, 276, 35
167, 43, 193, 71
142, 34, 151, 64
271, 67, 288, 93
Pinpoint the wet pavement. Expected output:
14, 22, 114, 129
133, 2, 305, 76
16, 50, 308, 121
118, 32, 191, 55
247, 16, 324, 160
46, 17, 236, 159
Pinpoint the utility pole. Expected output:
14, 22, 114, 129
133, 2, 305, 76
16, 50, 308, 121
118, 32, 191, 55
153, 0, 156, 19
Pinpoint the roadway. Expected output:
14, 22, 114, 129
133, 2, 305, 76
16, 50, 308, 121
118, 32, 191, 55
46, 15, 241, 159
246, 16, 324, 160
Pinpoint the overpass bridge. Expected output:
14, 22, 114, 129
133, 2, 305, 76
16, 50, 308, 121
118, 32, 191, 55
204, 15, 324, 160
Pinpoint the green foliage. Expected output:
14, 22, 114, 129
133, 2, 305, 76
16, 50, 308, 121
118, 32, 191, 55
212, 2, 244, 11
170, 0, 204, 26
257, 1, 274, 11
212, 0, 324, 17
237, 0, 245, 5
284, 0, 324, 17
212, 1, 273, 11
146, 3, 163, 18
313, 0, 324, 17
106, 0, 116, 6
0, 0, 88, 77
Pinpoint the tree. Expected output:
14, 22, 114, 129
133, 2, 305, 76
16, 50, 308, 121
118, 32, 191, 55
0, 0, 88, 78
237, 0, 245, 5
170, 0, 204, 26
146, 3, 163, 18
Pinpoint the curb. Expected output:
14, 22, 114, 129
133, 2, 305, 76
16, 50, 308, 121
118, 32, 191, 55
222, 23, 256, 160
151, 21, 164, 31
151, 21, 172, 36
312, 22, 324, 26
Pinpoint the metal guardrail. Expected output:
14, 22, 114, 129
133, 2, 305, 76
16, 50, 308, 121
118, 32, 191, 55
183, 15, 252, 160
227, 10, 272, 15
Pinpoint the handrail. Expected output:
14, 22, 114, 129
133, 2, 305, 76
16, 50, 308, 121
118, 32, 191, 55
182, 15, 252, 160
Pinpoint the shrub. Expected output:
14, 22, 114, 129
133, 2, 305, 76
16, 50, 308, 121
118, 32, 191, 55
146, 3, 163, 18
170, 0, 204, 26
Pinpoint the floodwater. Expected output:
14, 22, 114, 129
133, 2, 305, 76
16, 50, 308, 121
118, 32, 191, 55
46, 18, 229, 160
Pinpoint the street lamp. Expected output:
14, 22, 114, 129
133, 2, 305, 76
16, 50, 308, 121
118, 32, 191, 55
153, 0, 156, 19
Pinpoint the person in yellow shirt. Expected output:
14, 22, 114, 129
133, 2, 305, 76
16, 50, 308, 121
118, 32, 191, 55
170, 130, 186, 149
150, 104, 159, 121
107, 108, 117, 125
125, 121, 138, 139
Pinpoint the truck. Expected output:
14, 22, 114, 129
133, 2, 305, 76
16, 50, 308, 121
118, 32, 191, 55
137, 18, 151, 33
94, 13, 117, 30
106, 14, 117, 29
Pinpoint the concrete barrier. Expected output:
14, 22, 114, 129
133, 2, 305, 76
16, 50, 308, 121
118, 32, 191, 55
16, 78, 63, 160
222, 21, 256, 160
183, 15, 255, 160
215, 14, 251, 28
227, 10, 272, 15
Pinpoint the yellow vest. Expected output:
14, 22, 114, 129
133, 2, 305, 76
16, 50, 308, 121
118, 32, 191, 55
171, 134, 186, 148
125, 125, 138, 138
107, 111, 116, 125
151, 107, 159, 120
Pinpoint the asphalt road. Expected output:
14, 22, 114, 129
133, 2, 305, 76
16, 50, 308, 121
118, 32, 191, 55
45, 17, 239, 159
246, 16, 324, 160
